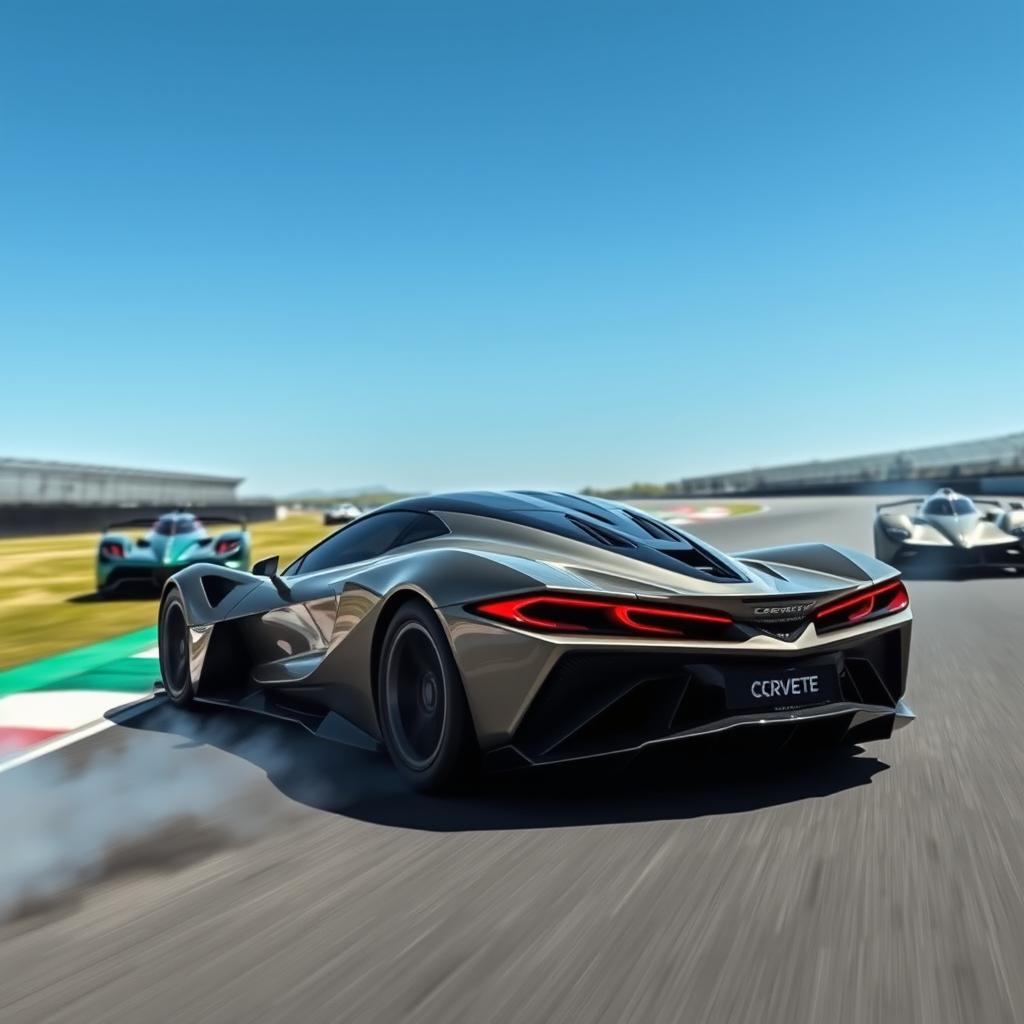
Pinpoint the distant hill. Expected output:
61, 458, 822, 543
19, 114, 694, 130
281, 485, 392, 500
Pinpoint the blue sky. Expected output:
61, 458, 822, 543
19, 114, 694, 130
1, 0, 1021, 495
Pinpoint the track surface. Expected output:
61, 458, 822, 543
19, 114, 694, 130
2, 496, 1024, 1023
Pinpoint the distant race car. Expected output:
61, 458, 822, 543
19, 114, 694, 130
158, 491, 913, 793
97, 511, 250, 594
323, 502, 363, 526
874, 488, 1024, 571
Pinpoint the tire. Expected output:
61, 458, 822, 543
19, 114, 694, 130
377, 601, 478, 793
159, 590, 195, 707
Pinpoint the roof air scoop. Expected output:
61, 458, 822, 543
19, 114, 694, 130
565, 515, 637, 549
625, 512, 685, 542
661, 541, 745, 581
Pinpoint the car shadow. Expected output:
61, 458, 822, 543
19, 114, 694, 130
113, 699, 890, 833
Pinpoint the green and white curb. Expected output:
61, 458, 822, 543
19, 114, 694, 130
0, 628, 160, 756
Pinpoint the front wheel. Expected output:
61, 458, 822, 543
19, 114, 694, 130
378, 602, 478, 793
159, 591, 195, 707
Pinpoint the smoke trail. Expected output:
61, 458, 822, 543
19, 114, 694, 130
0, 706, 318, 923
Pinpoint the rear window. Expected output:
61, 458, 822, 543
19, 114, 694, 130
288, 511, 447, 575
154, 516, 199, 535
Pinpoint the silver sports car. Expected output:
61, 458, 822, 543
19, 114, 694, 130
874, 488, 1024, 571
159, 491, 914, 792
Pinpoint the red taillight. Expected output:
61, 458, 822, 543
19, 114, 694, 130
100, 541, 124, 559
471, 594, 733, 639
215, 538, 239, 555
815, 580, 909, 633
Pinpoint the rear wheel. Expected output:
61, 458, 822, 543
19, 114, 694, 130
378, 602, 478, 793
160, 591, 195, 707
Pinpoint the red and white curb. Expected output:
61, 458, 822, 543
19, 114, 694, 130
0, 700, 161, 774
0, 691, 151, 755
661, 505, 740, 526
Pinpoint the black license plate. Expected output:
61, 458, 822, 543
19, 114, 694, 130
724, 664, 838, 711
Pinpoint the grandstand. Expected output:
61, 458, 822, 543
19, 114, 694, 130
673, 432, 1024, 496
0, 458, 274, 537
0, 458, 242, 506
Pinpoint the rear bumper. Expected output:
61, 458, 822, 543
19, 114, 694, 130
481, 627, 911, 768
484, 699, 914, 770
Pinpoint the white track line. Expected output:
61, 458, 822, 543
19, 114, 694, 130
0, 696, 165, 774
0, 690, 148, 730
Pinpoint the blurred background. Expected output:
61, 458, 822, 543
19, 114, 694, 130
0, 2, 1022, 1022
1, 1, 1021, 495
1, 0, 1020, 656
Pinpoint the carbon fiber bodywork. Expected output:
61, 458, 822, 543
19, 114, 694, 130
160, 491, 914, 768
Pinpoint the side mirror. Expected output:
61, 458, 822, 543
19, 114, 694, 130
252, 555, 280, 578
252, 555, 291, 599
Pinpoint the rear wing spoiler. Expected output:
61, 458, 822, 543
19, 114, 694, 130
102, 518, 159, 533
102, 514, 247, 533
191, 515, 248, 528
875, 499, 919, 513
876, 496, 1019, 515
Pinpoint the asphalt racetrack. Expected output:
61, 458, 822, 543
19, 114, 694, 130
2, 496, 1023, 1023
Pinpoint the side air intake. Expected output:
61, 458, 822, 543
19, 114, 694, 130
201, 575, 240, 608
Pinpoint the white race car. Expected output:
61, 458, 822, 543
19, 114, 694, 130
323, 502, 363, 526
874, 488, 1024, 571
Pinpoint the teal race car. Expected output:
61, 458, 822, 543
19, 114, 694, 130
96, 511, 250, 594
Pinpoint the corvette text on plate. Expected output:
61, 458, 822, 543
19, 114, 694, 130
750, 674, 820, 699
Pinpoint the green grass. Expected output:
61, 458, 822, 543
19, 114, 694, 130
0, 514, 331, 671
